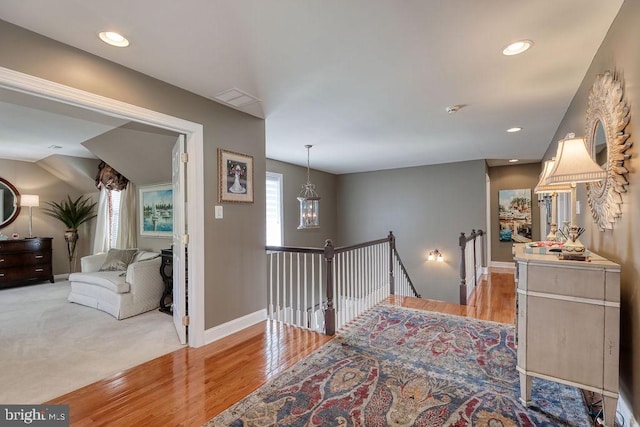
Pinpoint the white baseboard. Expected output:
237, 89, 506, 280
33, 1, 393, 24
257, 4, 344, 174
619, 392, 638, 427
490, 261, 515, 269
203, 308, 267, 345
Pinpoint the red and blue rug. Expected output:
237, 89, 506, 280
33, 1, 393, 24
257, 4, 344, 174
206, 304, 590, 426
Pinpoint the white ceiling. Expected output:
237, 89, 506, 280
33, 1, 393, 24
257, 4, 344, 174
0, 1, 624, 174
0, 87, 127, 162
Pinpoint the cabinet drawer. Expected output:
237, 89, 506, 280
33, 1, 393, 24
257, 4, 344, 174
0, 251, 51, 267
0, 265, 52, 283
0, 238, 51, 253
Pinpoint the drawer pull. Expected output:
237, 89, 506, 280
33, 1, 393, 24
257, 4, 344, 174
0, 273, 4, 277
35, 255, 44, 259
0, 259, 4, 262
35, 268, 44, 272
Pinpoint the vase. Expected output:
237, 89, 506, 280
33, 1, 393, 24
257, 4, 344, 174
64, 228, 79, 273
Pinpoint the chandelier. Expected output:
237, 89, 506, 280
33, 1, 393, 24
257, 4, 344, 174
297, 145, 320, 229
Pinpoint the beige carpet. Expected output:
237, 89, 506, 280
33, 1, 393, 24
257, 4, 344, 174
0, 280, 184, 403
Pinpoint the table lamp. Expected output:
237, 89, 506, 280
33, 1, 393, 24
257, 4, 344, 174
546, 134, 606, 258
534, 159, 571, 241
20, 194, 39, 238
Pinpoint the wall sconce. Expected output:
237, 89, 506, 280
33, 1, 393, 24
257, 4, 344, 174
546, 134, 606, 258
428, 249, 443, 262
20, 194, 39, 238
297, 145, 320, 230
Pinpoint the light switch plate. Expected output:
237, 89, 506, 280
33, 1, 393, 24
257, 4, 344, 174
215, 205, 223, 219
576, 201, 581, 215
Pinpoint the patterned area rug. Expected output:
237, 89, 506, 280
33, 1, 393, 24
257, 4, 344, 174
207, 304, 590, 426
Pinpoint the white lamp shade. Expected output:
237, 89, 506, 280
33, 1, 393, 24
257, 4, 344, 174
534, 160, 572, 194
20, 194, 39, 207
546, 136, 606, 185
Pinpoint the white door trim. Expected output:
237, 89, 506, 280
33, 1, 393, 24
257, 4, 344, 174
0, 66, 206, 348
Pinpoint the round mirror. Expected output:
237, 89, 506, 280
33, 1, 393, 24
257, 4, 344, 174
0, 177, 21, 229
585, 71, 632, 231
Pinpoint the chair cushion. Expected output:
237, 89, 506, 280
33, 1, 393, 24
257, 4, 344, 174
133, 251, 161, 262
68, 271, 131, 293
99, 248, 138, 271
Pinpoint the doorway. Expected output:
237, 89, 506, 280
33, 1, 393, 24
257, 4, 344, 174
0, 66, 205, 347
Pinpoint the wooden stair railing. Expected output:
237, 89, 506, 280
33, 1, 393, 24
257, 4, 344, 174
266, 231, 420, 336
458, 229, 486, 305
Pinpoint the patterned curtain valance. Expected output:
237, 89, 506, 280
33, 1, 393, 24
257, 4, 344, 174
95, 161, 129, 191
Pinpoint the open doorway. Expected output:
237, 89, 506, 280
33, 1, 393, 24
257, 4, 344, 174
0, 67, 205, 401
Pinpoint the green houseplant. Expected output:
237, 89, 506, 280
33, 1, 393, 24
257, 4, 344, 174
42, 195, 97, 272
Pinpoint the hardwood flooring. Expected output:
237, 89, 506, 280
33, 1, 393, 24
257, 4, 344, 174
46, 268, 516, 426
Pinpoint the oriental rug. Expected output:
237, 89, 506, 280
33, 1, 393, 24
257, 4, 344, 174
206, 304, 590, 426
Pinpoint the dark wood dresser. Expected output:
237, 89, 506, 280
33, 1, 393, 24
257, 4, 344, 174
0, 237, 54, 289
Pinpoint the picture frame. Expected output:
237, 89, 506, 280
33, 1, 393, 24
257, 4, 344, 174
139, 183, 173, 237
218, 148, 254, 203
498, 188, 532, 243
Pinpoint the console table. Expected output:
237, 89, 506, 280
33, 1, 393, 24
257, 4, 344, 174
0, 237, 54, 289
514, 244, 620, 427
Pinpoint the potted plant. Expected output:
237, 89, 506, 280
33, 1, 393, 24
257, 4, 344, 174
42, 195, 97, 272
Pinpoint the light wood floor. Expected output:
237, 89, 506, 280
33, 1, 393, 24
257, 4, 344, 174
47, 268, 516, 426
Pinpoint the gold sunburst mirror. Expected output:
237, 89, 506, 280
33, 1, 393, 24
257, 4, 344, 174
585, 71, 632, 231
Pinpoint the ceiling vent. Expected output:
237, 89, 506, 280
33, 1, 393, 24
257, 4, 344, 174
213, 88, 261, 108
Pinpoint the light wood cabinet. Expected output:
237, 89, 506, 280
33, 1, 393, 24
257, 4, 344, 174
514, 245, 619, 427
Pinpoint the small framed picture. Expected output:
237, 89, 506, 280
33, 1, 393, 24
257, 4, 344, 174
139, 184, 173, 237
218, 149, 254, 204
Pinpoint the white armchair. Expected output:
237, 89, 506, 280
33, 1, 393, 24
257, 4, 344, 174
68, 251, 164, 320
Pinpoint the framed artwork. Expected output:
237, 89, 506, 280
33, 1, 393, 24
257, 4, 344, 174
498, 189, 532, 243
139, 184, 173, 237
218, 148, 254, 203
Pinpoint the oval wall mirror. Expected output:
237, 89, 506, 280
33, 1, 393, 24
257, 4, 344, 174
585, 71, 632, 231
0, 177, 21, 229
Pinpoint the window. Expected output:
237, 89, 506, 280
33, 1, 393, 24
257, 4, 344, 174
108, 189, 122, 249
266, 172, 283, 246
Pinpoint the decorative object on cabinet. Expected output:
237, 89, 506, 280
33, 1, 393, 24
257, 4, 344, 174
534, 160, 571, 241
139, 184, 173, 237
546, 134, 606, 259
42, 195, 97, 272
297, 145, 320, 230
20, 194, 39, 238
0, 177, 21, 230
0, 237, 54, 289
498, 189, 532, 243
513, 245, 619, 427
584, 71, 632, 231
218, 148, 254, 204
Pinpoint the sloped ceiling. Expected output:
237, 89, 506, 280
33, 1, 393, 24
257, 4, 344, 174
82, 122, 179, 187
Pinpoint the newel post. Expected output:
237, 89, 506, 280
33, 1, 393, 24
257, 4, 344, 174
459, 232, 467, 305
323, 239, 336, 336
388, 231, 395, 295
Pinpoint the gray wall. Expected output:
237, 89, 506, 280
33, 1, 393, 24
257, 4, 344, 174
266, 159, 338, 248
337, 160, 487, 303
488, 163, 542, 263
542, 0, 639, 417
0, 19, 266, 330
0, 158, 91, 275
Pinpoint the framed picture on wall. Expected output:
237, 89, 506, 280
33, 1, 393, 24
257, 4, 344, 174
218, 148, 254, 203
498, 189, 532, 242
139, 184, 173, 237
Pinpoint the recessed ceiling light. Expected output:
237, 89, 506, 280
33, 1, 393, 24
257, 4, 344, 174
502, 40, 533, 56
98, 31, 130, 47
509, 159, 519, 163
507, 127, 522, 133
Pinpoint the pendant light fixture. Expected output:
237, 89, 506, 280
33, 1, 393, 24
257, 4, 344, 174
297, 145, 320, 229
